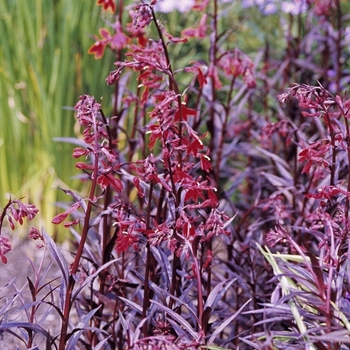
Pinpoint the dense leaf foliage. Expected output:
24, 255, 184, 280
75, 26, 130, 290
1, 0, 350, 349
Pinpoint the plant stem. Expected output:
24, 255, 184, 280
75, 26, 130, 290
142, 183, 154, 336
58, 111, 100, 350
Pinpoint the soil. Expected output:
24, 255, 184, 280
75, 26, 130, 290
0, 237, 63, 349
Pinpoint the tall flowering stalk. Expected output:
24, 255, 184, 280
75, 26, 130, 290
49, 0, 254, 348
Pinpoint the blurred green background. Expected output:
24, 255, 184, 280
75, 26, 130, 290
0, 0, 116, 234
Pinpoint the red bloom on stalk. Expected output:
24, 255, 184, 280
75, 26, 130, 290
185, 128, 207, 156
115, 221, 141, 253
88, 22, 129, 59
174, 105, 197, 122
182, 221, 196, 238
137, 69, 163, 105
74, 94, 101, 125
173, 169, 193, 184
88, 28, 111, 59
199, 153, 212, 172
278, 84, 333, 111
29, 227, 45, 248
147, 220, 172, 246
106, 41, 168, 85
2, 199, 39, 231
28, 227, 43, 241
52, 202, 81, 225
88, 41, 106, 59
131, 4, 153, 29
187, 137, 204, 157
305, 185, 350, 200
96, 0, 116, 13
0, 198, 39, 261
298, 140, 330, 174
97, 172, 124, 192
164, 32, 188, 44
72, 147, 88, 159
75, 162, 95, 171
183, 181, 206, 203
147, 124, 162, 149
133, 177, 145, 198
260, 120, 294, 148
200, 209, 231, 242
132, 155, 172, 191
115, 230, 140, 253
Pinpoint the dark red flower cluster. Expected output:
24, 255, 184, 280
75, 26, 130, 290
0, 198, 39, 263
298, 140, 330, 174
277, 84, 334, 112
278, 84, 342, 175
2, 199, 38, 231
130, 3, 153, 29
96, 0, 116, 13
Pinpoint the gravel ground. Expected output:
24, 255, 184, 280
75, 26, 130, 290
0, 237, 63, 349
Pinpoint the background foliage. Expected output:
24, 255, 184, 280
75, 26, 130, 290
0, 0, 116, 233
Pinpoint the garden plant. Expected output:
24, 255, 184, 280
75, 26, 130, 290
1, 0, 350, 349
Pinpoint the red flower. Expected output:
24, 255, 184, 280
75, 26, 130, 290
182, 221, 196, 238
3, 199, 39, 231
97, 173, 124, 192
130, 4, 153, 29
174, 105, 197, 122
199, 154, 212, 173
115, 225, 140, 253
305, 185, 350, 200
200, 209, 231, 242
52, 202, 81, 225
147, 220, 172, 246
88, 41, 107, 60
88, 28, 111, 59
298, 140, 330, 174
72, 147, 87, 159
75, 162, 94, 171
96, 0, 116, 13
28, 227, 43, 240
